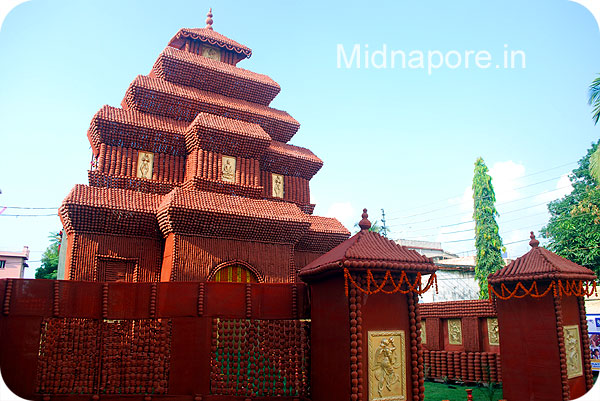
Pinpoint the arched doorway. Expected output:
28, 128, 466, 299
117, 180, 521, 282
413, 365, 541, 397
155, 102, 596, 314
210, 260, 261, 283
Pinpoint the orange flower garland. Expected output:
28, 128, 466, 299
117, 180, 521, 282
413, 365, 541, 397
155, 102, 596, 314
488, 279, 598, 300
343, 268, 438, 296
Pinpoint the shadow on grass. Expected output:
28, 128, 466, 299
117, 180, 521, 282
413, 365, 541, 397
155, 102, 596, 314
424, 381, 503, 401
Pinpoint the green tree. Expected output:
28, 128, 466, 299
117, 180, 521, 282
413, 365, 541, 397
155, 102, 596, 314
589, 74, 600, 125
472, 158, 505, 299
35, 232, 61, 279
542, 141, 600, 275
353, 220, 383, 235
591, 147, 600, 184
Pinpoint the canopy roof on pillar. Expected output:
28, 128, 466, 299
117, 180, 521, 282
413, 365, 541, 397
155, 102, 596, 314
299, 209, 436, 280
488, 232, 597, 283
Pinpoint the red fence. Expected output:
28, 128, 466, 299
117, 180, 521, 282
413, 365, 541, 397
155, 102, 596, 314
419, 299, 501, 384
0, 279, 310, 401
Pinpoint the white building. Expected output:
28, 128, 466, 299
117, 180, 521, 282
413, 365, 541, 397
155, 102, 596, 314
0, 246, 30, 279
395, 239, 511, 303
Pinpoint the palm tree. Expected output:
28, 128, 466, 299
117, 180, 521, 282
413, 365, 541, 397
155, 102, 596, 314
589, 76, 600, 183
590, 75, 600, 125
353, 219, 383, 235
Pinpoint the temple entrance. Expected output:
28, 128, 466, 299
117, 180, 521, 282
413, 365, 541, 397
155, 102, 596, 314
210, 261, 260, 283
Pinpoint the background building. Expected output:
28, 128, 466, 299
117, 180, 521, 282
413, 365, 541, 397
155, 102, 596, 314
0, 246, 29, 279
396, 239, 512, 302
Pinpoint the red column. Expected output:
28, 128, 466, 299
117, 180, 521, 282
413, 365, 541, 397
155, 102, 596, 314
494, 283, 590, 401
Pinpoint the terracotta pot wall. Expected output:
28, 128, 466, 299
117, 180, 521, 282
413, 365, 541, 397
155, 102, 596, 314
97, 144, 185, 183
171, 235, 294, 283
66, 233, 163, 282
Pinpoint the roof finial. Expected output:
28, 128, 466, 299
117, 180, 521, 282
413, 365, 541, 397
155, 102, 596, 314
205, 8, 214, 30
358, 208, 371, 232
529, 231, 539, 248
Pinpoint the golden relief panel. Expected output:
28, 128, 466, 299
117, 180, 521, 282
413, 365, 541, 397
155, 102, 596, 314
563, 325, 583, 379
368, 330, 406, 401
136, 151, 154, 179
420, 323, 426, 345
202, 45, 221, 61
272, 173, 284, 198
221, 156, 236, 183
448, 319, 462, 345
487, 318, 499, 346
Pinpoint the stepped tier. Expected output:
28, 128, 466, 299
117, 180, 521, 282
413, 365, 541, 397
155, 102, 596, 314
88, 171, 181, 195
182, 176, 263, 198
185, 113, 271, 158
122, 75, 299, 143
157, 188, 311, 243
152, 47, 279, 106
260, 173, 311, 205
88, 106, 187, 156
168, 28, 252, 59
295, 216, 351, 252
93, 142, 186, 182
261, 141, 323, 180
60, 185, 163, 238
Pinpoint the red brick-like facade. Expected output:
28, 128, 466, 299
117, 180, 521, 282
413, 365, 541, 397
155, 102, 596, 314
489, 236, 597, 401
59, 25, 350, 283
419, 300, 502, 384
300, 216, 437, 401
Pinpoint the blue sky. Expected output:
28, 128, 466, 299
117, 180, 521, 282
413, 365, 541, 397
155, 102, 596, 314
0, 0, 599, 278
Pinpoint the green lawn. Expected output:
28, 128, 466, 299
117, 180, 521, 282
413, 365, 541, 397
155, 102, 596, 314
424, 381, 503, 401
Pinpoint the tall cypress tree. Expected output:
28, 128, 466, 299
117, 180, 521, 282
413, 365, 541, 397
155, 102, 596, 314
472, 158, 505, 299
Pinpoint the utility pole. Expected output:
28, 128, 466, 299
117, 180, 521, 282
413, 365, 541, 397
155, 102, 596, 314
381, 208, 388, 238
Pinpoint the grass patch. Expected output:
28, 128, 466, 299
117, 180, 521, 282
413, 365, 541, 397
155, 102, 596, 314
424, 381, 503, 401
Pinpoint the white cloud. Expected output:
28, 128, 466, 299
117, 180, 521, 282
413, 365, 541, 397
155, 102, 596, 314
326, 202, 355, 230
554, 173, 573, 198
534, 173, 573, 205
489, 160, 526, 203
448, 186, 473, 213
441, 160, 526, 255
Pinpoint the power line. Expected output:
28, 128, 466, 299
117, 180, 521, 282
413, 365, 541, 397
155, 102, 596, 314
391, 210, 599, 248
388, 184, 577, 234
452, 238, 531, 255
387, 175, 571, 222
0, 206, 58, 210
384, 160, 577, 216
0, 213, 58, 217
453, 242, 600, 259
391, 210, 550, 237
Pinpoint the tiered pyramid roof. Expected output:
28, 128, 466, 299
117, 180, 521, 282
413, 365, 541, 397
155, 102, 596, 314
61, 12, 350, 255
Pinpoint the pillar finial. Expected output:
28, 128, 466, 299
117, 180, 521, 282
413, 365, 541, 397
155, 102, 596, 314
358, 208, 371, 232
529, 231, 539, 248
205, 8, 214, 30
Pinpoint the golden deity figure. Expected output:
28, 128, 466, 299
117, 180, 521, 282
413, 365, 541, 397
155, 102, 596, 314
137, 152, 154, 179
272, 174, 284, 198
222, 156, 236, 183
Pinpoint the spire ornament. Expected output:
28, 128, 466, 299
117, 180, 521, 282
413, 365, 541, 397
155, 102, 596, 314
529, 231, 539, 248
358, 208, 371, 232
205, 8, 214, 30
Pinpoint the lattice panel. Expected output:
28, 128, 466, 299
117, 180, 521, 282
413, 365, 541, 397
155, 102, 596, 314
37, 318, 100, 394
99, 319, 171, 394
210, 319, 310, 397
36, 318, 172, 395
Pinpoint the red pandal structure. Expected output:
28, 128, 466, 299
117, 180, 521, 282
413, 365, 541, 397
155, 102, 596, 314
488, 279, 598, 300
343, 268, 438, 296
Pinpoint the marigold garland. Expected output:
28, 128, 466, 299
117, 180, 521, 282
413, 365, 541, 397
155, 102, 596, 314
488, 279, 598, 300
343, 268, 438, 297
